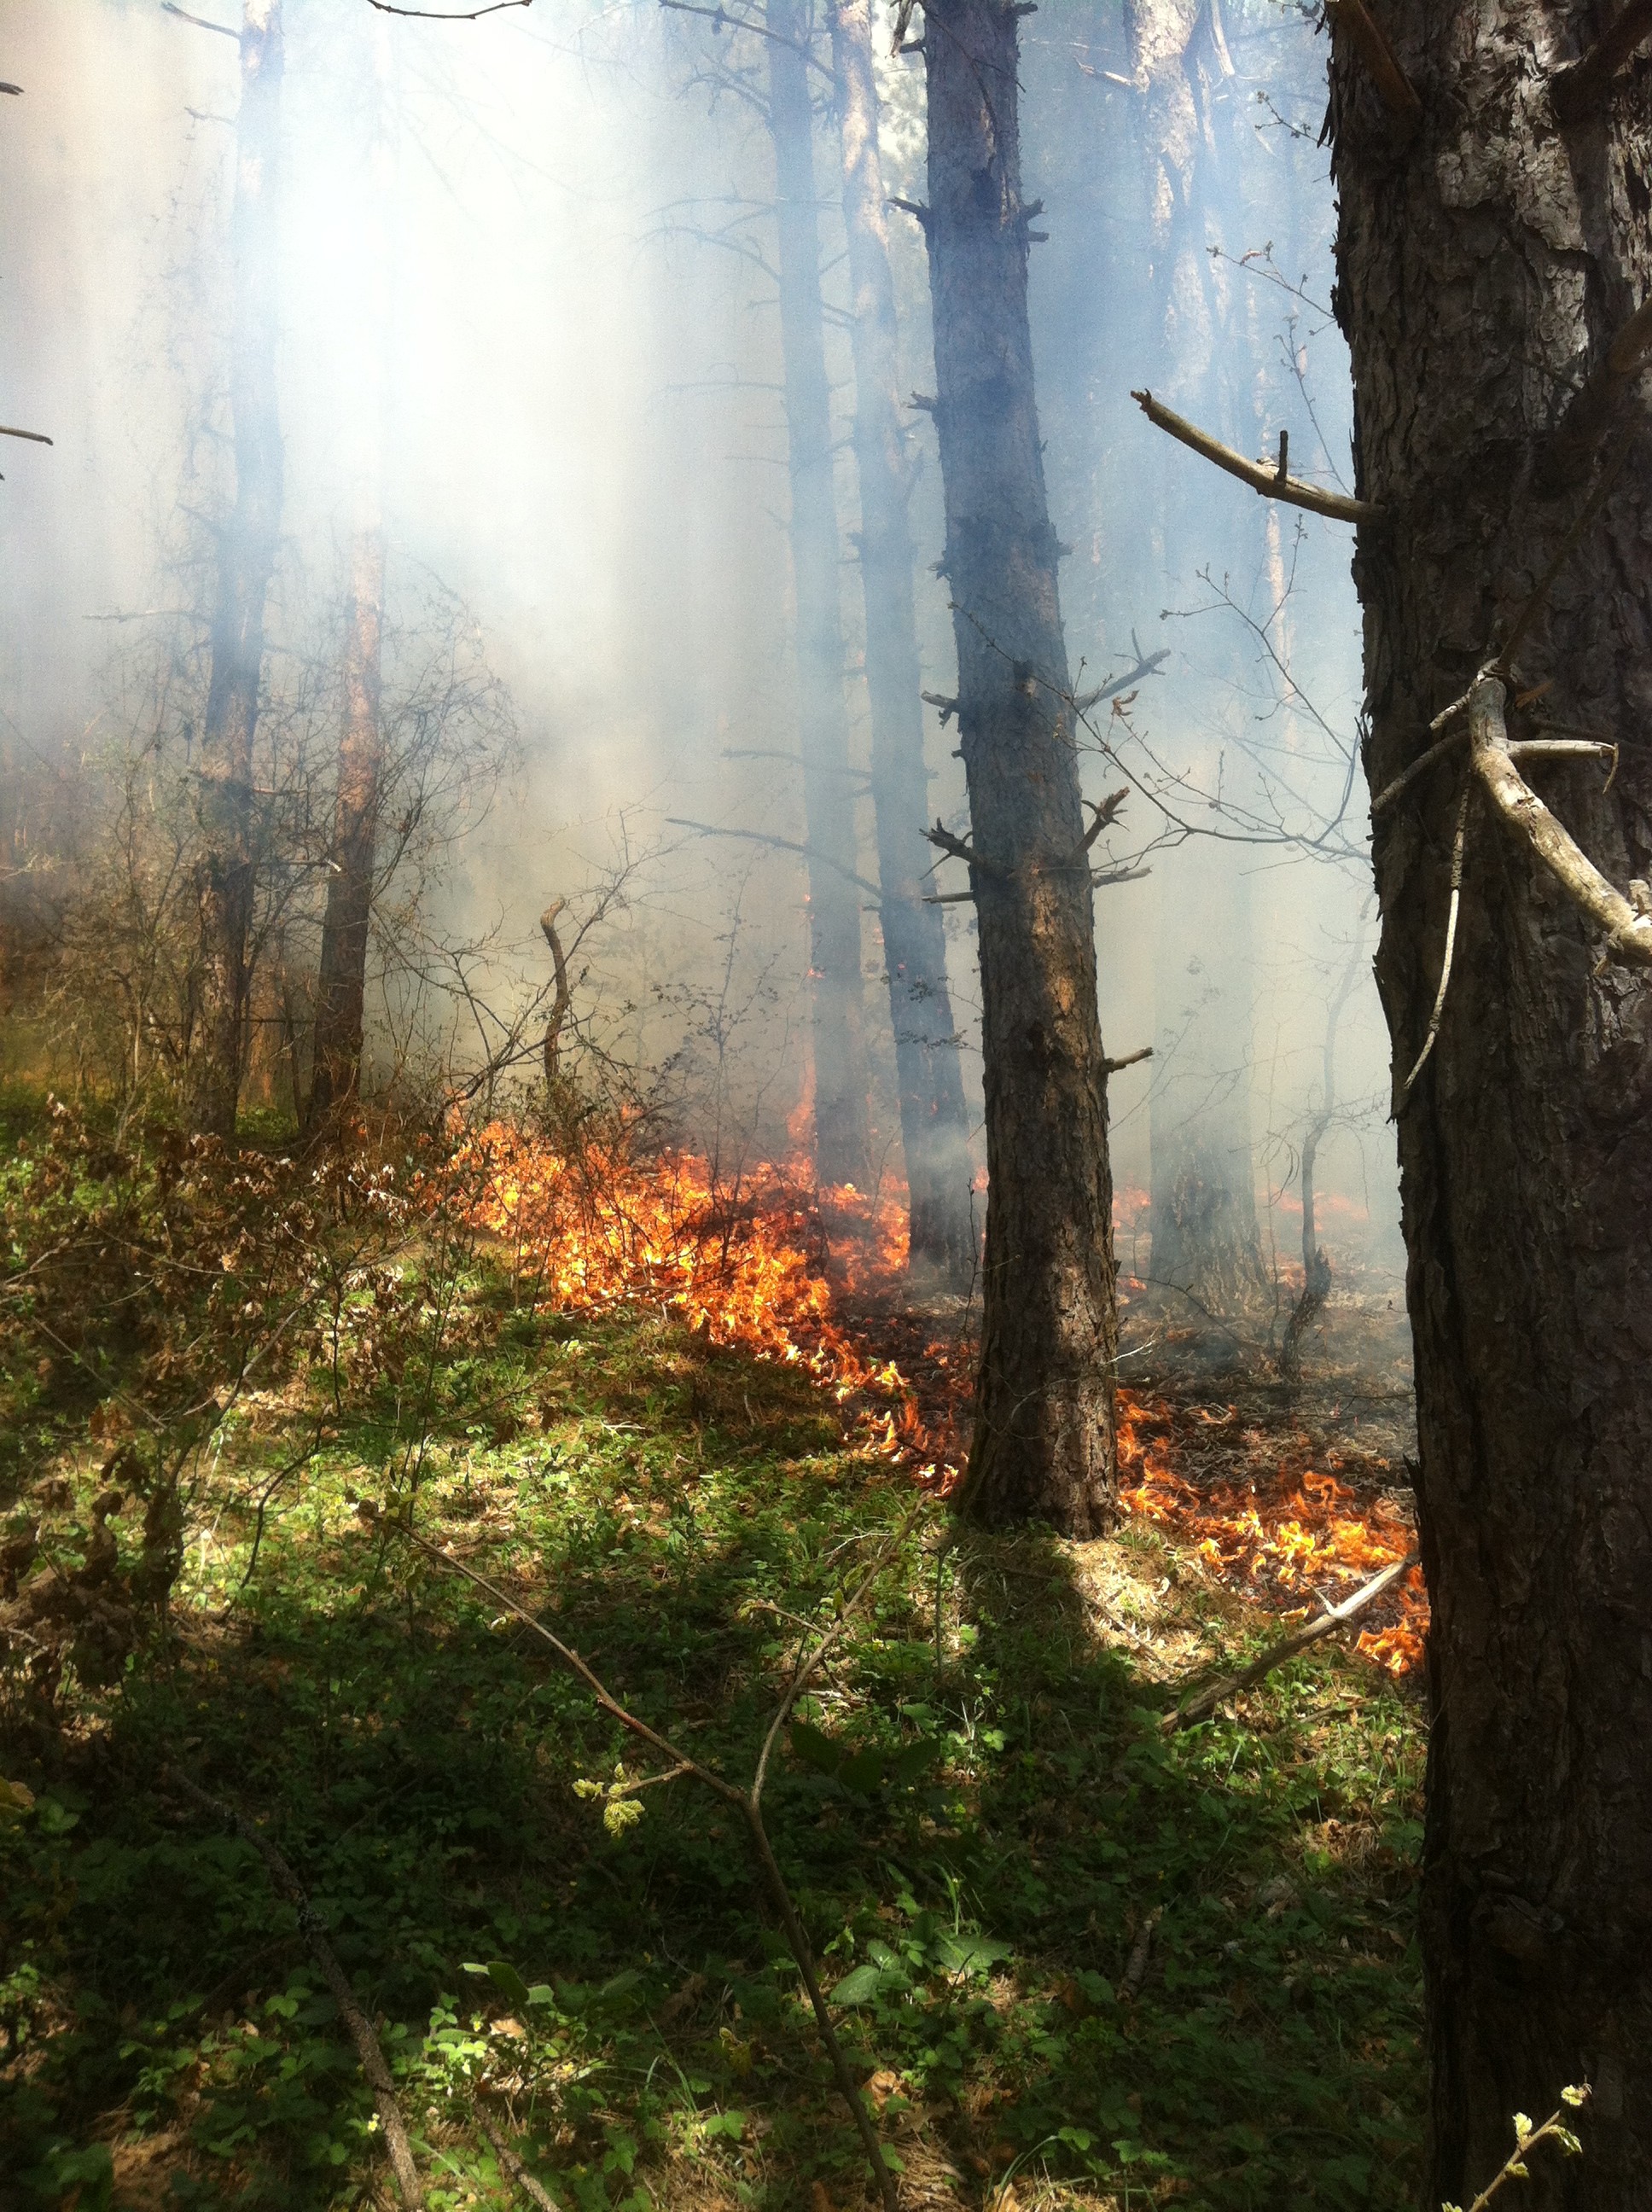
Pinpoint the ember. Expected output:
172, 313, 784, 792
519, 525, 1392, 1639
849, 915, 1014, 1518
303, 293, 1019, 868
452, 1123, 1426, 1672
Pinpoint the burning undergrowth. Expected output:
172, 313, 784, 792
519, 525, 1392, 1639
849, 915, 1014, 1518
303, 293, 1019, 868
448, 1121, 1426, 1676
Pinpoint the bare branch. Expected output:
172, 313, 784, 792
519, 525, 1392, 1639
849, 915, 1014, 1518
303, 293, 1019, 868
0, 423, 51, 445
1073, 645, 1168, 713
1079, 786, 1130, 852
366, 0, 530, 16
924, 818, 991, 871
666, 817, 882, 901
160, 1, 238, 32
1395, 777, 1471, 1110
1102, 1045, 1153, 1074
538, 899, 572, 1083
656, 0, 835, 80
1551, 0, 1652, 122
169, 1773, 427, 2207
1164, 1553, 1419, 1731
1326, 0, 1422, 124
1469, 672, 1652, 966
1131, 389, 1383, 527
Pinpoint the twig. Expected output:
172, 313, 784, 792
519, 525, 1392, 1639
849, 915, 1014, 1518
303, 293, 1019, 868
160, 1, 237, 30
1551, 0, 1652, 120
473, 2108, 556, 2211
666, 818, 882, 902
1370, 690, 1478, 818
1163, 1553, 1418, 1731
169, 1773, 426, 2209
657, 0, 835, 78
1131, 389, 1383, 527
1073, 643, 1169, 714
0, 423, 52, 445
1326, 0, 1422, 123
1460, 2088, 1590, 2209
1469, 672, 1652, 966
375, 1508, 916, 2212
1395, 777, 1471, 1109
366, 0, 530, 16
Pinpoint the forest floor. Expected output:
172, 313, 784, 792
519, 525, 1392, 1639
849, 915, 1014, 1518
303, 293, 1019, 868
1, 1091, 1425, 2212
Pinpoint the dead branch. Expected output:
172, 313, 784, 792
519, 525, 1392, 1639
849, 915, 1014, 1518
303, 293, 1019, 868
169, 1773, 426, 2208
366, 0, 530, 16
666, 818, 882, 902
0, 423, 51, 445
1326, 0, 1422, 124
375, 1507, 918, 2212
1164, 1553, 1419, 1732
1102, 1045, 1153, 1074
1551, 0, 1652, 121
1131, 389, 1383, 527
160, 2, 238, 32
1092, 864, 1152, 889
657, 0, 835, 79
1469, 672, 1652, 965
926, 819, 999, 874
538, 899, 572, 1084
474, 2108, 556, 2211
922, 688, 960, 725
1073, 643, 1170, 713
1079, 787, 1130, 851
1395, 777, 1471, 1109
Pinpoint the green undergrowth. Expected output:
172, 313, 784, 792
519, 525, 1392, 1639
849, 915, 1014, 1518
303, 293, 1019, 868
0, 1103, 1425, 2211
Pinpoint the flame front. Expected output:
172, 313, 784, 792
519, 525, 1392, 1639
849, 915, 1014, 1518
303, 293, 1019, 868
448, 1124, 1425, 1673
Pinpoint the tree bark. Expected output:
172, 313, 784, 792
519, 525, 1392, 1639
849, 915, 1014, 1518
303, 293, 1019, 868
828, 0, 975, 1283
921, 0, 1119, 1534
188, 0, 284, 1141
766, 0, 870, 1190
1330, 6, 1652, 2197
305, 528, 385, 1130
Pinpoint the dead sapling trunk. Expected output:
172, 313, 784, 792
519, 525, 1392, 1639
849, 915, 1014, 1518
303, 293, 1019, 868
912, 0, 1120, 1534
766, 0, 870, 1189
829, 0, 975, 1283
187, 0, 285, 1141
1279, 925, 1365, 1384
538, 897, 572, 1085
305, 529, 386, 1132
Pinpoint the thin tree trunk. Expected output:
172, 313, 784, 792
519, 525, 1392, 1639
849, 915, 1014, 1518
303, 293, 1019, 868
829, 0, 974, 1282
921, 0, 1118, 1534
188, 0, 284, 1141
306, 529, 385, 1129
766, 0, 869, 1190
1330, 6, 1652, 2197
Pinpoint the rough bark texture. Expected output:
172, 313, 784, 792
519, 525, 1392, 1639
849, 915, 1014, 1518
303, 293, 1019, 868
922, 0, 1118, 1534
306, 529, 385, 1129
188, 0, 284, 1141
766, 0, 869, 1190
1331, 6, 1652, 2197
829, 0, 975, 1282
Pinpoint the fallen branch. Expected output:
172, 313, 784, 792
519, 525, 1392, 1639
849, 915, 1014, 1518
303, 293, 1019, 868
1326, 0, 1422, 124
474, 2106, 556, 2211
1469, 672, 1652, 966
372, 1505, 919, 2212
1163, 1553, 1419, 1731
169, 1773, 426, 2208
1550, 0, 1652, 122
1131, 389, 1382, 527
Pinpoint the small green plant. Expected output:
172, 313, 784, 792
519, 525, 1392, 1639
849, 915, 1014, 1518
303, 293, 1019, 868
1442, 2085, 1590, 2212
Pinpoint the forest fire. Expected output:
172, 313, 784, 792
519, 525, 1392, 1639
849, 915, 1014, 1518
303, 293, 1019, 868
453, 1124, 1425, 1673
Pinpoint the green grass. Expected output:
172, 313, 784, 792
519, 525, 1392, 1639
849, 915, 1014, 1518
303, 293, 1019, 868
0, 1103, 1424, 2212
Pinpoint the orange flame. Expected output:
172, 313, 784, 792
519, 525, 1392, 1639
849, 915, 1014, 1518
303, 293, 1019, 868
445, 1124, 1424, 1672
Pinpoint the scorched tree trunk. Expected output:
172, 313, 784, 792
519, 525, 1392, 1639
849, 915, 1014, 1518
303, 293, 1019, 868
920, 0, 1119, 1534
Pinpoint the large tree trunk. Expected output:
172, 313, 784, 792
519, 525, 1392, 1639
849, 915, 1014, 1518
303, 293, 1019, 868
829, 0, 975, 1284
921, 0, 1118, 1534
1330, 7, 1652, 2198
766, 0, 869, 1190
187, 0, 284, 1141
305, 528, 385, 1130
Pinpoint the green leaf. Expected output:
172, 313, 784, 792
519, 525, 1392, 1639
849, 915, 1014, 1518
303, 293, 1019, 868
935, 1932, 1012, 1976
838, 1748, 890, 1796
526, 1983, 556, 2009
886, 1736, 942, 1786
789, 1720, 844, 1776
596, 1969, 642, 2005
703, 2110, 746, 2141
830, 1964, 886, 2008
485, 1961, 533, 2010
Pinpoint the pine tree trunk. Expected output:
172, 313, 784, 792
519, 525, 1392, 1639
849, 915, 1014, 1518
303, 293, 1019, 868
766, 0, 869, 1190
829, 0, 975, 1283
1330, 6, 1652, 2197
188, 0, 284, 1141
306, 528, 385, 1129
921, 0, 1118, 1534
